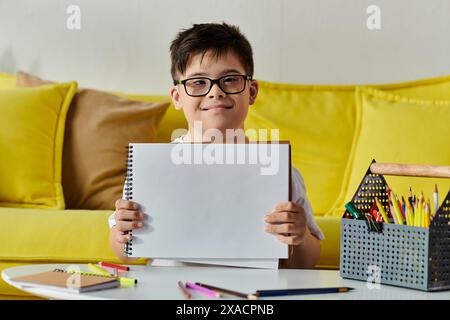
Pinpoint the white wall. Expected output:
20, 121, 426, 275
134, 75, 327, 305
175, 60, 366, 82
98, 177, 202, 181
1, 0, 449, 94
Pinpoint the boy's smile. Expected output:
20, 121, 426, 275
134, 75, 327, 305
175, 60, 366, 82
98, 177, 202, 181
170, 49, 258, 141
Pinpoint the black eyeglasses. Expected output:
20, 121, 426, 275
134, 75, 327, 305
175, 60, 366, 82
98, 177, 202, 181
173, 74, 252, 97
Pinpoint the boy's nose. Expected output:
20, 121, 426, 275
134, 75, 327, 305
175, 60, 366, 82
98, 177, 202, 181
208, 82, 226, 98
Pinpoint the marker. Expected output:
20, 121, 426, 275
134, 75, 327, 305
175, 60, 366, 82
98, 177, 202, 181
99, 262, 130, 272
345, 202, 365, 220
119, 276, 137, 287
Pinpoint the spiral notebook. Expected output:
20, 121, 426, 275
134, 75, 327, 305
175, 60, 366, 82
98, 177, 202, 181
11, 269, 119, 293
123, 143, 290, 263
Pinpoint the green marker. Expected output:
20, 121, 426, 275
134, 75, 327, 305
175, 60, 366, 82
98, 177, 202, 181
345, 202, 365, 220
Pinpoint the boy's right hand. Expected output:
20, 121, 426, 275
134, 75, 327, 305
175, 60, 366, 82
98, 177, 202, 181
112, 199, 145, 244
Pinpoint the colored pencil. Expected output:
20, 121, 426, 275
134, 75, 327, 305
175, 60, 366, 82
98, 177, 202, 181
177, 281, 191, 299
99, 262, 130, 271
186, 282, 221, 298
195, 282, 257, 300
255, 286, 354, 297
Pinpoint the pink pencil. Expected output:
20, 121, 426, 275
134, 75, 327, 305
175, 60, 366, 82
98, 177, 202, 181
185, 282, 221, 298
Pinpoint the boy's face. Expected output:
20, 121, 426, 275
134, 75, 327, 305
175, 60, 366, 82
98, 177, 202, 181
170, 49, 258, 137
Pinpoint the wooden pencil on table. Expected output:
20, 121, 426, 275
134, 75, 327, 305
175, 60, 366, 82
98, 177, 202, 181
195, 282, 257, 300
177, 281, 191, 299
255, 286, 354, 297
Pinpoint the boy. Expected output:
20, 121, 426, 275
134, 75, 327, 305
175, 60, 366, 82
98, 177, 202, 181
109, 23, 324, 268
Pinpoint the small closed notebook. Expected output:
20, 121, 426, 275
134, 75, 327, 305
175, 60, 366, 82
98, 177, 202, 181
12, 268, 119, 293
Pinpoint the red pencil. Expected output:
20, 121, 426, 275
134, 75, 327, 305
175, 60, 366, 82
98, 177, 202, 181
99, 262, 130, 271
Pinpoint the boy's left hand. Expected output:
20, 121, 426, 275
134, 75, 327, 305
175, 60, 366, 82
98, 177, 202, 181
264, 201, 307, 245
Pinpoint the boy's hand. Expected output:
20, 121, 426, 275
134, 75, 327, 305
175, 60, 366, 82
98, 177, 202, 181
264, 201, 307, 245
112, 199, 145, 244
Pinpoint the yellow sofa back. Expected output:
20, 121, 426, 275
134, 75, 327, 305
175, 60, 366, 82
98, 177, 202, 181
3, 72, 450, 216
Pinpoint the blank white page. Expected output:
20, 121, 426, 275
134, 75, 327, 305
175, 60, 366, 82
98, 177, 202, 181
127, 143, 289, 259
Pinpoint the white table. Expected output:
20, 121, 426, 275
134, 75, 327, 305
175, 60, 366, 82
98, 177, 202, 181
2, 264, 449, 300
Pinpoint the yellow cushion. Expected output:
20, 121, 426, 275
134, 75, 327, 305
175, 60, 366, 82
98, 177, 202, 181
0, 72, 15, 89
246, 76, 450, 216
0, 83, 79, 209
331, 87, 450, 216
114, 92, 187, 142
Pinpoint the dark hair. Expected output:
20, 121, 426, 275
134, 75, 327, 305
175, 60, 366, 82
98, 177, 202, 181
170, 22, 254, 80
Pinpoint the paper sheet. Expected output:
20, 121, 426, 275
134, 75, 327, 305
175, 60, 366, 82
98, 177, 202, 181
127, 143, 289, 262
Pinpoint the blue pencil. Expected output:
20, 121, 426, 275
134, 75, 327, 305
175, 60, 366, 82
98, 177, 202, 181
255, 287, 354, 297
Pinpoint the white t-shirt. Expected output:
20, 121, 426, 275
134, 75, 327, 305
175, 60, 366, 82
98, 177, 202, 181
109, 137, 324, 265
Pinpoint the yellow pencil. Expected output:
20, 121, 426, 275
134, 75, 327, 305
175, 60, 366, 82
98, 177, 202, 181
406, 202, 414, 226
418, 194, 424, 227
414, 198, 419, 227
424, 200, 430, 228
391, 192, 404, 225
375, 197, 390, 223
88, 263, 112, 276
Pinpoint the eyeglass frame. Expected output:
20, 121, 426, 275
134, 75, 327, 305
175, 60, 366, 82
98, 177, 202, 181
173, 74, 253, 97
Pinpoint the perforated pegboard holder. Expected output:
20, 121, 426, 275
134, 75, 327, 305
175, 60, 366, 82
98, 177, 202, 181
340, 160, 450, 291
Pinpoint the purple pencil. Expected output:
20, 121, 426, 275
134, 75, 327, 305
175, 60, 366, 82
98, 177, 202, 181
185, 282, 221, 298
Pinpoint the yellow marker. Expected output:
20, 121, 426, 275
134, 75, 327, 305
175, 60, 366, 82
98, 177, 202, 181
391, 193, 404, 225
375, 197, 389, 223
119, 277, 138, 287
88, 263, 112, 276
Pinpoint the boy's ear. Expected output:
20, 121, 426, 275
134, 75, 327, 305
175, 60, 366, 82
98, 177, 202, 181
248, 80, 259, 106
170, 86, 183, 110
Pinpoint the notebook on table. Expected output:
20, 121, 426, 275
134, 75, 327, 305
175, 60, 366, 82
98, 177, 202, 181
123, 142, 291, 267
11, 268, 119, 293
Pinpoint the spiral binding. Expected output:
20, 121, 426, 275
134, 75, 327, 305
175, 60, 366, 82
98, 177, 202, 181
53, 268, 115, 278
124, 144, 134, 256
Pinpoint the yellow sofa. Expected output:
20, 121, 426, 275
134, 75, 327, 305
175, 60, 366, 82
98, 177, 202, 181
1, 71, 449, 299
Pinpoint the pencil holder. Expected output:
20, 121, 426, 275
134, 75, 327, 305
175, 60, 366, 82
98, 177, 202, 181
340, 160, 450, 291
